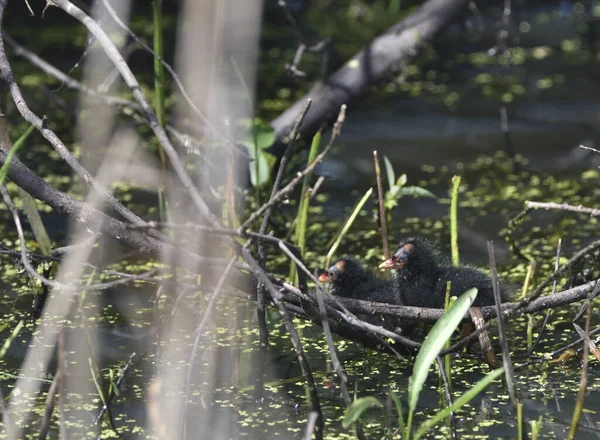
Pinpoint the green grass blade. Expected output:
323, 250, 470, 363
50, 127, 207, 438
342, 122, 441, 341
405, 288, 478, 438
152, 0, 166, 130
18, 188, 52, 256
414, 367, 504, 440
0, 320, 24, 360
290, 131, 321, 283
389, 390, 405, 436
0, 123, 35, 186
383, 155, 395, 191
296, 131, 322, 241
450, 175, 461, 267
343, 396, 383, 429
326, 187, 373, 267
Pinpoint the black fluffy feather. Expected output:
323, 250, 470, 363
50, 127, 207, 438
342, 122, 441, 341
319, 257, 403, 331
381, 237, 511, 308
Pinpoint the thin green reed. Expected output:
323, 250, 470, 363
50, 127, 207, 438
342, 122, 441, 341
290, 131, 321, 285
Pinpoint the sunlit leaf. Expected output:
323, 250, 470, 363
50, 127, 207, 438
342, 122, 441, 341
246, 146, 275, 188
383, 155, 395, 191
253, 122, 276, 150
405, 288, 478, 438
400, 186, 436, 199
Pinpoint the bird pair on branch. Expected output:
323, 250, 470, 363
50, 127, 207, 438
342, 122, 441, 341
318, 236, 511, 332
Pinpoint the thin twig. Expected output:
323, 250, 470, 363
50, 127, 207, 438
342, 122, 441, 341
240, 105, 346, 232
99, 0, 242, 152
278, 241, 417, 351
527, 239, 561, 356
488, 241, 518, 408
50, 0, 221, 227
0, 11, 171, 242
516, 325, 600, 370
567, 304, 592, 439
373, 150, 389, 260
239, 246, 324, 439
524, 201, 600, 217
256, 98, 311, 402
579, 144, 600, 155
302, 412, 319, 440
436, 356, 457, 439
95, 354, 136, 426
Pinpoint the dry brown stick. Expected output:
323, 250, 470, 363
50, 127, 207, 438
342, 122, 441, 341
517, 325, 600, 370
0, 4, 177, 247
525, 201, 600, 217
278, 241, 418, 350
573, 321, 600, 362
3, 32, 138, 110
302, 412, 320, 440
436, 357, 457, 439
254, 99, 312, 401
0, 189, 166, 292
579, 144, 600, 155
49, 0, 221, 227
488, 241, 518, 408
99, 0, 239, 151
94, 353, 136, 426
239, 246, 323, 439
467, 307, 497, 368
527, 238, 562, 356
240, 105, 346, 232
270, 0, 471, 155
373, 150, 389, 260
39, 350, 61, 440
567, 304, 592, 439
312, 279, 366, 439
182, 254, 238, 438
518, 239, 600, 308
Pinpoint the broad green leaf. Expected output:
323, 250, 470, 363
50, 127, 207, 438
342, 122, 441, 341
383, 155, 395, 191
414, 367, 504, 440
405, 288, 478, 438
245, 145, 275, 188
253, 122, 276, 150
343, 396, 383, 428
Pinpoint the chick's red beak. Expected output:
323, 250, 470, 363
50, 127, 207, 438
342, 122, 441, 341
318, 273, 330, 283
378, 258, 396, 270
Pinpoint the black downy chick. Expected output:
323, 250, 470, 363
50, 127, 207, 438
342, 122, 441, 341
318, 258, 402, 331
379, 237, 510, 308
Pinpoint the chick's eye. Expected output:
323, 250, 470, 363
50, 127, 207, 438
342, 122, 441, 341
328, 270, 336, 280
393, 253, 406, 262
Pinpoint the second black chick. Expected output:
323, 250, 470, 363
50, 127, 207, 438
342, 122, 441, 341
379, 237, 510, 308
318, 258, 403, 331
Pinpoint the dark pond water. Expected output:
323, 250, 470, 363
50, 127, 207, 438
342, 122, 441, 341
1, 1, 600, 439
